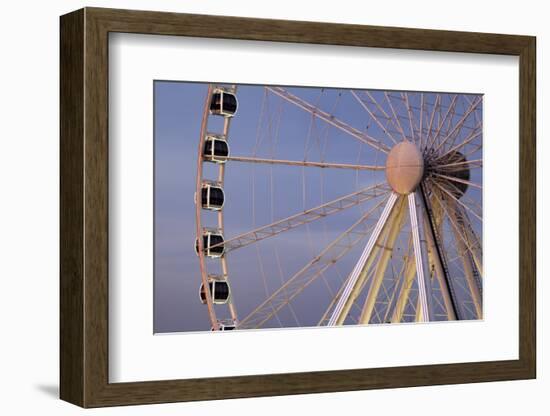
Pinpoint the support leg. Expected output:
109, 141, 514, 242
408, 191, 434, 322
328, 192, 399, 326
359, 197, 407, 324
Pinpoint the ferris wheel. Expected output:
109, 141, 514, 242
195, 83, 483, 331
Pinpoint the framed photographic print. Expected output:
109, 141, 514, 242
60, 7, 536, 407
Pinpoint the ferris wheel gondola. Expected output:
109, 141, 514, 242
203, 134, 229, 163
199, 182, 225, 211
195, 230, 225, 258
199, 277, 231, 305
209, 88, 238, 117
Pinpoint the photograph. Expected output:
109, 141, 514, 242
154, 82, 483, 333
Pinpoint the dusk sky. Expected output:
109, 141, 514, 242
154, 81, 482, 333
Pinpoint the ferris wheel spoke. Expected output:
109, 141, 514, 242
430, 189, 483, 282
358, 197, 407, 324
468, 95, 482, 130
434, 126, 482, 163
418, 93, 425, 149
447, 102, 482, 154
424, 94, 441, 150
402, 92, 419, 143
435, 97, 483, 151
441, 101, 458, 141
216, 183, 389, 254
431, 180, 482, 223
433, 97, 482, 155
225, 155, 384, 171
384, 92, 408, 141
363, 91, 404, 140
428, 94, 458, 150
351, 90, 399, 145
431, 172, 482, 191
266, 86, 390, 153
453, 185, 483, 218
238, 197, 387, 329
436, 158, 482, 171
462, 142, 483, 159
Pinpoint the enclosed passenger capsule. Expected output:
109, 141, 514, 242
199, 277, 231, 305
203, 135, 229, 163
211, 320, 236, 331
209, 89, 238, 117
195, 230, 225, 258
200, 182, 225, 211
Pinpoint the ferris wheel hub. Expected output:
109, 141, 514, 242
385, 141, 424, 194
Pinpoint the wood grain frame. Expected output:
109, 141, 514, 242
60, 7, 536, 408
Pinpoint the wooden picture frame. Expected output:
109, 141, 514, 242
60, 7, 536, 408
